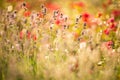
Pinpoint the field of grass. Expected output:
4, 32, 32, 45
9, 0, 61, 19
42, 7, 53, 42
0, 0, 120, 80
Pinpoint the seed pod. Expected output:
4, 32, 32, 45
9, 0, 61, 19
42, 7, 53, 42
79, 15, 82, 19
41, 4, 44, 8
22, 2, 26, 7
60, 13, 63, 18
64, 25, 66, 29
65, 17, 67, 22
75, 17, 79, 24
83, 22, 86, 29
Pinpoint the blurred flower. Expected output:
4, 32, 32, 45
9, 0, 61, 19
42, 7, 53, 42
82, 12, 90, 22
7, 5, 13, 12
97, 12, 102, 18
107, 17, 114, 23
70, 2, 85, 8
27, 31, 31, 39
73, 32, 79, 39
33, 34, 37, 41
38, 12, 43, 18
20, 31, 23, 39
55, 19, 61, 25
79, 41, 86, 49
106, 41, 113, 49
26, 2, 31, 9
104, 29, 110, 35
107, 0, 112, 5
112, 9, 120, 17
24, 11, 31, 17
46, 3, 60, 11
109, 23, 117, 31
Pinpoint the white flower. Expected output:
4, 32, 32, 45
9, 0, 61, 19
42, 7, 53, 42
79, 42, 86, 49
7, 5, 13, 12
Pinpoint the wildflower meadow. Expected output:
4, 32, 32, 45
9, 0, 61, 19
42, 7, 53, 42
0, 0, 120, 80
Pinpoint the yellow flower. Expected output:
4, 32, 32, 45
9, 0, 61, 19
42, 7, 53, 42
7, 5, 13, 12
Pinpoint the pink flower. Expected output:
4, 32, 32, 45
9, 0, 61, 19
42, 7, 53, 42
106, 41, 113, 49
107, 17, 114, 23
112, 10, 120, 17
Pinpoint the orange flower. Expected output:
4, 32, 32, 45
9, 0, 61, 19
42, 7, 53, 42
107, 17, 114, 24
26, 2, 31, 9
24, 11, 31, 17
38, 12, 43, 18
109, 23, 117, 31
33, 34, 37, 41
70, 2, 85, 8
73, 32, 79, 40
98, 12, 102, 18
46, 3, 60, 11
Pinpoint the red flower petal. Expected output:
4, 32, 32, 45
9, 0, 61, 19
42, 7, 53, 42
33, 34, 37, 41
20, 31, 23, 39
104, 29, 110, 35
82, 12, 90, 22
55, 19, 61, 25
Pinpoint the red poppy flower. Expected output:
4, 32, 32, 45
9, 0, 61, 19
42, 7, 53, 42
82, 12, 90, 22
24, 11, 31, 17
109, 23, 116, 29
46, 3, 60, 11
104, 29, 110, 35
33, 34, 37, 41
38, 12, 43, 18
55, 19, 61, 25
